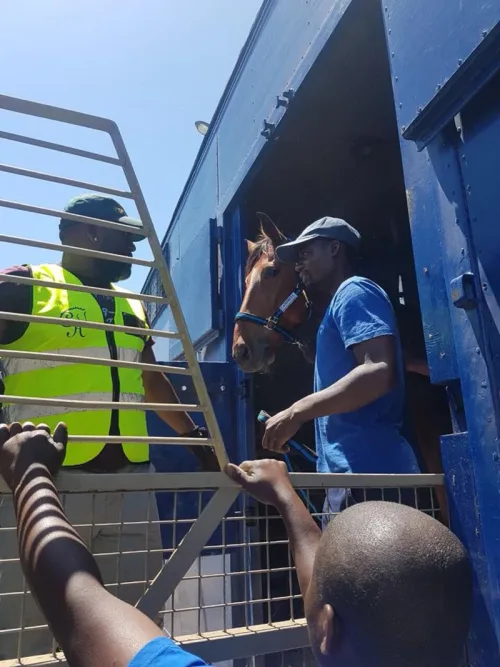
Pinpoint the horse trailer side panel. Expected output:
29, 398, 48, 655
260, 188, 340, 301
217, 0, 352, 209
384, 4, 500, 659
384, 1, 500, 146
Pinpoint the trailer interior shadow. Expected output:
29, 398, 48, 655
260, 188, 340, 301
233, 0, 459, 626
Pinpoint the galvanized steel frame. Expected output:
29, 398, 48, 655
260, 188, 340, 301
0, 93, 228, 468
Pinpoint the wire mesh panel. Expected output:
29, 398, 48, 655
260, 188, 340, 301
0, 472, 444, 666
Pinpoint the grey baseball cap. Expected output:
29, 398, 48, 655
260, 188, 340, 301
276, 216, 361, 263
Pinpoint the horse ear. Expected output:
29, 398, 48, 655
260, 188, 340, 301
246, 239, 256, 253
256, 212, 287, 245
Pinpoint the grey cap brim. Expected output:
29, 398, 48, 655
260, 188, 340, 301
118, 215, 146, 242
276, 233, 323, 263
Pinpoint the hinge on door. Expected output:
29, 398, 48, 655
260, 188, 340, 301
450, 272, 477, 310
215, 223, 224, 329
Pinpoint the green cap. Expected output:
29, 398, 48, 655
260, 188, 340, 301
63, 194, 145, 242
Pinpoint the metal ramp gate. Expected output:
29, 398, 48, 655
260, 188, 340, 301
0, 94, 229, 664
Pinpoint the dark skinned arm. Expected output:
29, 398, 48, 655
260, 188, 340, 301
0, 422, 165, 667
141, 346, 220, 471
263, 335, 398, 452
225, 460, 321, 599
141, 345, 196, 435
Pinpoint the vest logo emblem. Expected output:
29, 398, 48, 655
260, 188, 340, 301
60, 307, 87, 338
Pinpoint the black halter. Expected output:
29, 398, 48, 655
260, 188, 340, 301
235, 282, 311, 345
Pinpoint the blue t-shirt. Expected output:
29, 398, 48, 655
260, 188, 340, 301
129, 637, 207, 667
314, 276, 420, 475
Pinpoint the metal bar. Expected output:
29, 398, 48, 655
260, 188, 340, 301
0, 94, 117, 133
180, 622, 309, 664
0, 273, 167, 305
0, 623, 310, 667
0, 130, 122, 165
0, 234, 154, 268
289, 472, 445, 488
0, 163, 133, 199
0, 311, 180, 340
108, 127, 229, 469
0, 199, 148, 237
136, 487, 240, 619
1, 395, 201, 412
66, 436, 215, 444
0, 349, 190, 375
3, 471, 443, 495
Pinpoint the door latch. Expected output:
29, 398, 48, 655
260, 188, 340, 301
450, 272, 477, 310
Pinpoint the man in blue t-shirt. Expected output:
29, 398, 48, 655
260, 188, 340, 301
263, 216, 420, 511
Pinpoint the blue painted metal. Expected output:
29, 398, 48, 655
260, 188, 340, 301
147, 361, 240, 553
384, 1, 500, 146
142, 0, 500, 657
385, 5, 500, 658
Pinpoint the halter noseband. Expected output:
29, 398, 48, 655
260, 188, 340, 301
235, 282, 311, 345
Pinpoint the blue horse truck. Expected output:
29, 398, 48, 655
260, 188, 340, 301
144, 0, 500, 663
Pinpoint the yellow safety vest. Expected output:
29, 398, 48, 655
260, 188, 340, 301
1, 263, 149, 466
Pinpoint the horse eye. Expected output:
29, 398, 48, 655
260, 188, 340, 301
263, 266, 279, 279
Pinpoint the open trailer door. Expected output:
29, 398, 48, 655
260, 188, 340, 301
382, 3, 500, 662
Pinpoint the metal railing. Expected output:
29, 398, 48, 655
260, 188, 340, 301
0, 472, 444, 666
0, 93, 227, 469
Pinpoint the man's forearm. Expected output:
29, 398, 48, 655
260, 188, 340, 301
293, 361, 393, 422
275, 490, 322, 599
13, 464, 104, 649
143, 371, 196, 434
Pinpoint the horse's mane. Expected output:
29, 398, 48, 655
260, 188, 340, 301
245, 233, 275, 276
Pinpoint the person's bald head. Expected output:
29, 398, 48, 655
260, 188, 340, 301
305, 502, 471, 667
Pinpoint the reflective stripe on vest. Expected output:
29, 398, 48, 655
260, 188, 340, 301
2, 347, 142, 376
3, 392, 145, 423
1, 263, 149, 466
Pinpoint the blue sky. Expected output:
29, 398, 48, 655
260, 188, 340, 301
0, 0, 261, 292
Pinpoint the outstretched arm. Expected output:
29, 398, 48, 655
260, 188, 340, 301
0, 422, 205, 667
141, 346, 219, 471
225, 460, 322, 600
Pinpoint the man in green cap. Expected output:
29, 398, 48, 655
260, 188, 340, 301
0, 194, 217, 658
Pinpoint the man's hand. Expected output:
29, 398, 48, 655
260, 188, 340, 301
224, 459, 295, 508
262, 406, 303, 453
0, 421, 68, 491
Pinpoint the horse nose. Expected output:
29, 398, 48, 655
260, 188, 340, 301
233, 343, 250, 363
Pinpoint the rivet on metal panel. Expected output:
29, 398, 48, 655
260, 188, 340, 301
388, 29, 391, 34
458, 59, 463, 66
476, 347, 481, 354
482, 29, 488, 38
399, 102, 403, 109
220, 385, 225, 392
417, 106, 422, 114
423, 267, 429, 274
461, 248, 465, 255
395, 76, 398, 82
401, 126, 406, 134
483, 283, 488, 291
481, 381, 487, 388
391, 52, 395, 58
437, 83, 442, 90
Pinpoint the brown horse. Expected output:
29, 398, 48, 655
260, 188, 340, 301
233, 213, 324, 373
232, 213, 449, 523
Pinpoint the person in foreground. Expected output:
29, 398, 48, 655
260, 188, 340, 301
226, 459, 472, 667
0, 421, 206, 667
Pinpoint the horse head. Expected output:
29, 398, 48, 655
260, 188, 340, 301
232, 213, 314, 373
